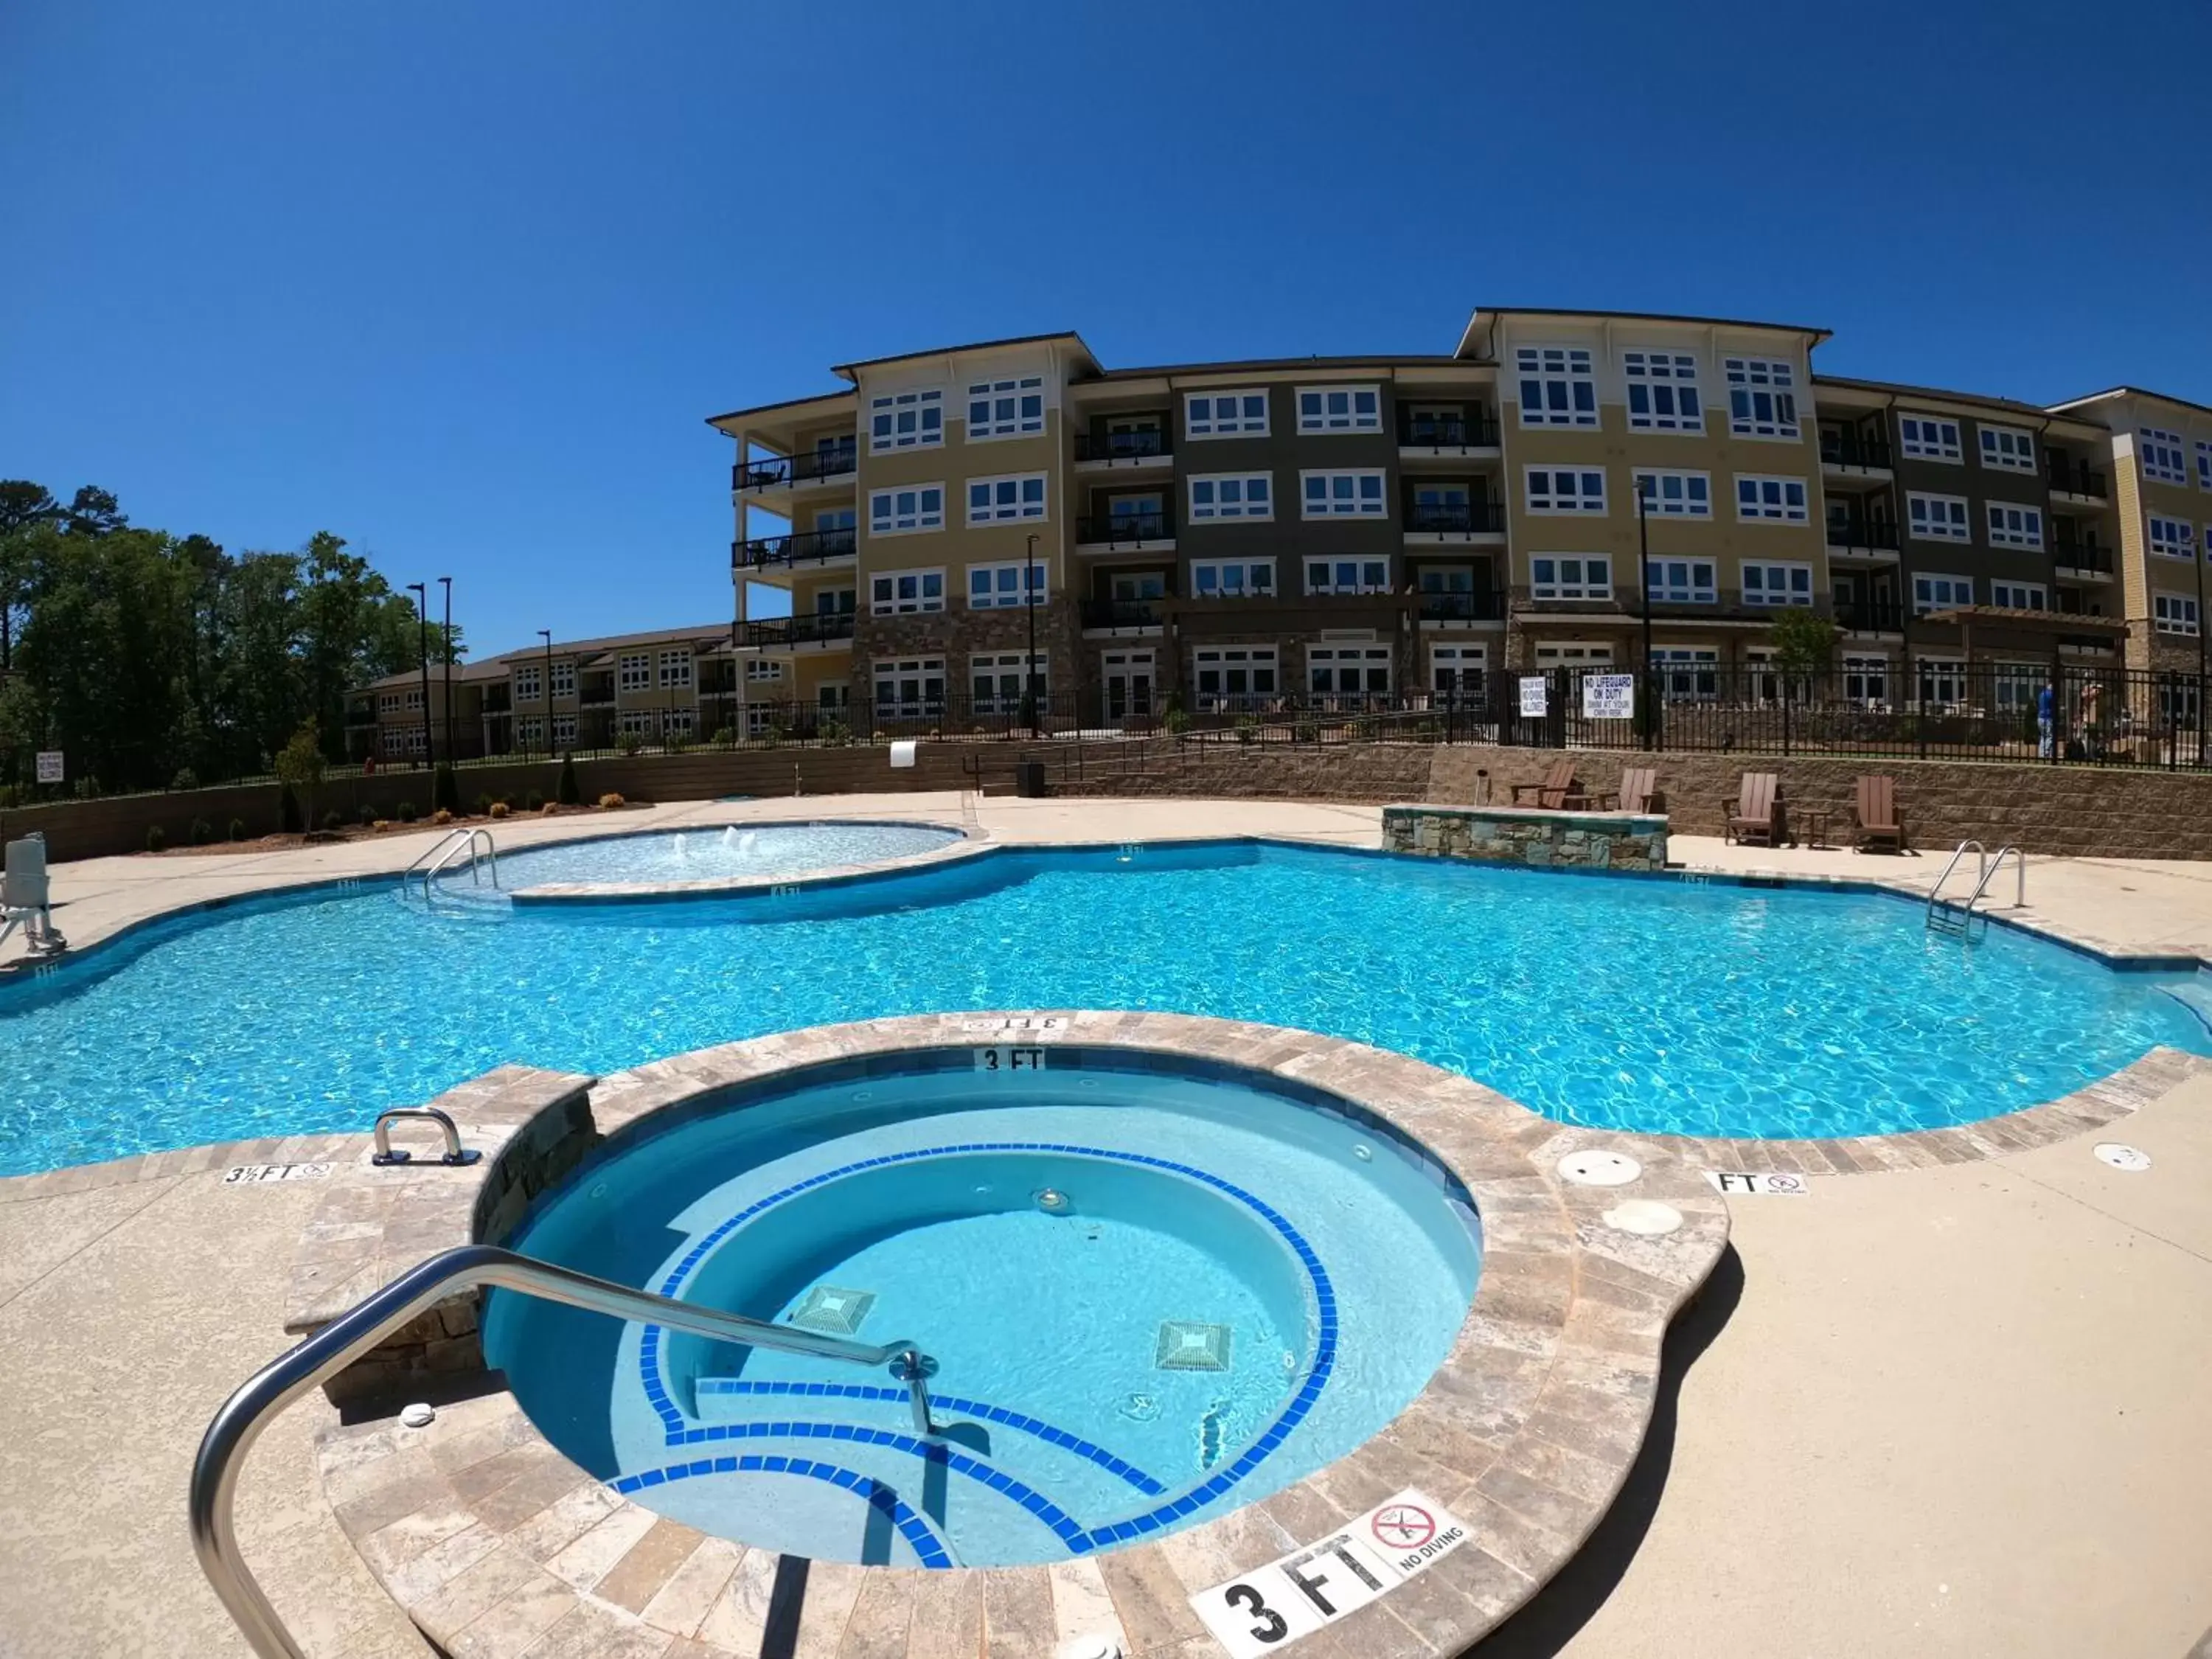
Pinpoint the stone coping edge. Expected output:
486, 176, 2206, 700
307, 1012, 1731, 1659
1384, 801, 1668, 829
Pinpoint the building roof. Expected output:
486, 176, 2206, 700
703, 388, 857, 429
1456, 306, 1832, 360
1084, 353, 1468, 383
358, 621, 736, 693
830, 331, 1098, 380
1815, 373, 2110, 429
2047, 385, 2212, 423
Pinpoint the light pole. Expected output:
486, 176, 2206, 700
439, 577, 453, 762
1024, 532, 1040, 738
2194, 537, 2207, 762
539, 629, 554, 757
1635, 476, 1656, 751
406, 582, 434, 772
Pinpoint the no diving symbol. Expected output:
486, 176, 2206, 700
1371, 1503, 1435, 1552
1765, 1172, 1806, 1194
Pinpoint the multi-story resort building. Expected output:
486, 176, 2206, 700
710, 309, 2212, 731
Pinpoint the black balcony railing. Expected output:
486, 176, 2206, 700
1397, 411, 1500, 448
1405, 501, 1507, 535
1079, 599, 1163, 629
1074, 430, 1171, 462
735, 612, 858, 650
1820, 431, 1893, 470
1077, 512, 1174, 544
1825, 515, 1901, 551
1416, 588, 1509, 622
731, 528, 858, 570
2052, 537, 2116, 574
1834, 598, 1907, 632
734, 445, 858, 491
2047, 458, 2109, 499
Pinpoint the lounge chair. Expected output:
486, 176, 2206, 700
1724, 773, 1786, 846
1617, 766, 1662, 815
1851, 775, 1905, 853
1511, 759, 1587, 810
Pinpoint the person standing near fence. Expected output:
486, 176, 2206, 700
2037, 678, 2056, 759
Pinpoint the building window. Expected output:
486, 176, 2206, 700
1898, 414, 1962, 462
2140, 428, 2188, 485
966, 473, 1048, 525
2196, 440, 2212, 491
1734, 475, 1810, 523
1649, 559, 1717, 605
869, 388, 943, 453
618, 709, 657, 736
1300, 470, 1388, 518
1430, 642, 1486, 695
1189, 558, 1274, 597
1622, 352, 1703, 433
1843, 655, 1888, 704
1654, 647, 1719, 700
2149, 515, 2195, 560
1985, 501, 2045, 549
403, 688, 424, 711
869, 484, 945, 535
1525, 467, 1607, 514
552, 714, 578, 745
550, 660, 576, 698
966, 377, 1044, 439
1912, 573, 1974, 613
1533, 641, 1613, 667
1531, 555, 1610, 600
383, 726, 425, 757
1724, 358, 1799, 439
1515, 347, 1597, 428
2154, 592, 2200, 636
1632, 469, 1711, 518
873, 657, 947, 714
1110, 569, 1166, 601
970, 652, 1047, 713
1304, 557, 1391, 594
870, 568, 946, 615
1295, 385, 1381, 433
745, 658, 786, 681
1192, 645, 1278, 706
1991, 581, 2048, 611
657, 650, 692, 689
1742, 561, 1814, 606
378, 692, 400, 714
662, 709, 695, 737
619, 653, 651, 692
1916, 658, 1969, 708
513, 665, 542, 702
967, 561, 1047, 608
1308, 644, 1391, 697
1188, 473, 1273, 521
1907, 492, 1971, 541
1978, 425, 2037, 472
1185, 390, 1269, 439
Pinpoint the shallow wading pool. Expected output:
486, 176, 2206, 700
481, 1049, 1481, 1566
486, 821, 962, 891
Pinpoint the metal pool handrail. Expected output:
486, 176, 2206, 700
189, 1242, 936, 1659
369, 1105, 479, 1166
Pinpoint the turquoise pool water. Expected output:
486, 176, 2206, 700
482, 1054, 1481, 1566
486, 821, 961, 889
3, 839, 2205, 1174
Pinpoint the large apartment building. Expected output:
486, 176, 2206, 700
712, 309, 2212, 726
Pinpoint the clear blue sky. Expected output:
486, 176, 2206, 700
4, 1, 2208, 653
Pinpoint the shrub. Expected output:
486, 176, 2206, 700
821, 717, 850, 748
524, 789, 544, 811
616, 731, 644, 757
275, 723, 324, 828
711, 726, 735, 748
372, 819, 391, 832
278, 783, 303, 834
598, 792, 625, 810
189, 817, 214, 846
1235, 714, 1259, 745
145, 824, 167, 852
321, 809, 344, 832
434, 764, 460, 815
557, 752, 582, 806
1293, 719, 1320, 745
431, 807, 453, 827
170, 767, 200, 792
489, 801, 510, 820
358, 803, 376, 826
473, 793, 493, 816
227, 818, 247, 841
396, 801, 417, 823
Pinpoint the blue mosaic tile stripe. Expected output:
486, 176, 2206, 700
611, 1453, 952, 1569
632, 1138, 1338, 1552
695, 1378, 1166, 1495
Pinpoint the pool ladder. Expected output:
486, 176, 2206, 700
400, 827, 499, 899
1926, 839, 2025, 937
189, 1243, 940, 1659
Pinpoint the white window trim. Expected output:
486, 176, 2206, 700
964, 471, 1048, 526
1978, 423, 2038, 473
1646, 557, 1718, 605
2148, 515, 2196, 560
964, 376, 1046, 442
1906, 490, 1972, 543
1524, 465, 1608, 515
868, 388, 945, 454
1294, 383, 1382, 434
1724, 357, 1801, 441
655, 650, 693, 690
1307, 643, 1394, 695
1897, 413, 1964, 463
1184, 389, 1270, 439
869, 567, 947, 616
1911, 573, 1975, 615
1301, 556, 1394, 596
1990, 581, 2048, 611
2140, 428, 2188, 486
617, 653, 651, 693
2154, 591, 2200, 636
1533, 641, 1615, 666
1188, 557, 1276, 598
1632, 468, 1712, 518
1515, 346, 1599, 428
869, 483, 946, 536
550, 661, 576, 698
1186, 472, 1274, 522
1984, 500, 2045, 550
1621, 350, 1705, 434
1733, 474, 1811, 524
2195, 439, 2212, 492
1298, 468, 1389, 518
965, 560, 1047, 610
1740, 560, 1815, 607
1529, 554, 1612, 601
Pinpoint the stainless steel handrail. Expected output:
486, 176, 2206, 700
1968, 844, 2025, 912
1927, 838, 1986, 929
369, 1105, 480, 1166
422, 827, 498, 894
398, 827, 473, 891
189, 1243, 936, 1659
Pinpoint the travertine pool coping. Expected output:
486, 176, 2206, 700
296, 1012, 1731, 1659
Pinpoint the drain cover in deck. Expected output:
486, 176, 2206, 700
1155, 1321, 1233, 1371
790, 1285, 877, 1335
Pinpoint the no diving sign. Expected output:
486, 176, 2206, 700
1705, 1169, 1809, 1196
1190, 1489, 1470, 1656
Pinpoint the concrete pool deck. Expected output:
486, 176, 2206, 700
1, 793, 2210, 1656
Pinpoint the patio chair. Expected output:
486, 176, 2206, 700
1851, 775, 1905, 853
1617, 766, 1663, 814
1510, 759, 1588, 809
1724, 773, 1786, 846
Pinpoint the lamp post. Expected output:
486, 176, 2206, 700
1024, 532, 1040, 738
2195, 536, 2207, 763
539, 630, 554, 757
1635, 476, 1657, 751
439, 577, 453, 762
406, 582, 434, 771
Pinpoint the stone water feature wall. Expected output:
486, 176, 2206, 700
1382, 802, 1669, 871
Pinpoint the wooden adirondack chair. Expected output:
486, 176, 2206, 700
1617, 766, 1661, 814
1510, 759, 1586, 809
1724, 773, 1785, 846
1852, 774, 1905, 852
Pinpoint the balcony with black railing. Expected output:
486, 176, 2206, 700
1819, 431, 1894, 471
2052, 535, 2116, 576
1074, 429, 1172, 464
1397, 411, 1500, 449
1416, 588, 1509, 623
2046, 458, 2109, 501
733, 444, 858, 492
1825, 515, 1901, 554
734, 612, 858, 650
1405, 500, 1507, 535
1077, 511, 1175, 546
1079, 599, 1164, 630
1834, 597, 1908, 633
730, 527, 858, 571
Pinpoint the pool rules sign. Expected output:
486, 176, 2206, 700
1190, 1489, 1471, 1656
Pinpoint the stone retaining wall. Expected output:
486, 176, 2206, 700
1383, 802, 1668, 870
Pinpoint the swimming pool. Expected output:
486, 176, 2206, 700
481, 1048, 1481, 1566
4, 839, 2204, 1173
480, 821, 961, 891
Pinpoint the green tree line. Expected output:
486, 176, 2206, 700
0, 481, 459, 797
